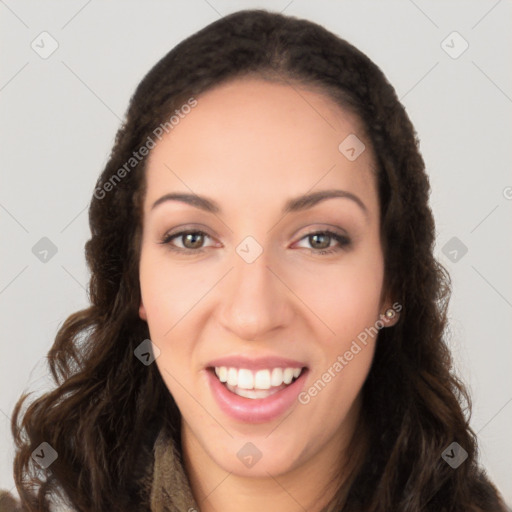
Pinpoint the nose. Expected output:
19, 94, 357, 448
217, 243, 293, 341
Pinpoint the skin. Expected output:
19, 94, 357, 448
138, 77, 399, 512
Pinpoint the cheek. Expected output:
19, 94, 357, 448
293, 243, 383, 405
139, 250, 212, 334
139, 254, 199, 394
291, 247, 384, 340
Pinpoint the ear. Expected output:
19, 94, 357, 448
379, 296, 402, 328
139, 300, 147, 321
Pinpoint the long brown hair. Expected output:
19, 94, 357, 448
10, 9, 507, 511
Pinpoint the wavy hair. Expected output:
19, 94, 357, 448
10, 9, 507, 512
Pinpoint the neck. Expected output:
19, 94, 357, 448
182, 399, 367, 512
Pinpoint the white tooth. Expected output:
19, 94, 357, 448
227, 367, 238, 387
227, 383, 283, 399
237, 368, 254, 389
235, 387, 270, 399
283, 368, 294, 385
292, 367, 302, 378
271, 368, 284, 387
254, 369, 271, 390
217, 366, 228, 383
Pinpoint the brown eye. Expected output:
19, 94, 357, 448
308, 233, 331, 250
180, 232, 205, 249
159, 230, 214, 252
296, 230, 351, 255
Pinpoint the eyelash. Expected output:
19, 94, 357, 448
158, 229, 351, 256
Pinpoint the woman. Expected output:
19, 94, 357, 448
5, 9, 508, 512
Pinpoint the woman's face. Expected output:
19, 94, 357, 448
138, 78, 398, 478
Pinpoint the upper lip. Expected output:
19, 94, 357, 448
206, 355, 307, 371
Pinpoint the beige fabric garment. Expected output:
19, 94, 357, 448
150, 428, 199, 512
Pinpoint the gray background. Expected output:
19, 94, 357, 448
1, 0, 511, 506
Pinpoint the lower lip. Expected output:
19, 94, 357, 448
206, 368, 308, 424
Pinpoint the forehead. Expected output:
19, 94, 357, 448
144, 77, 377, 217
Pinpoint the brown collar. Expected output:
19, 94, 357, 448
150, 428, 199, 512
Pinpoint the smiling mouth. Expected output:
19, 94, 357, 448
209, 366, 306, 400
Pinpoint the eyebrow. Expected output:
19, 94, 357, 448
151, 189, 368, 218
